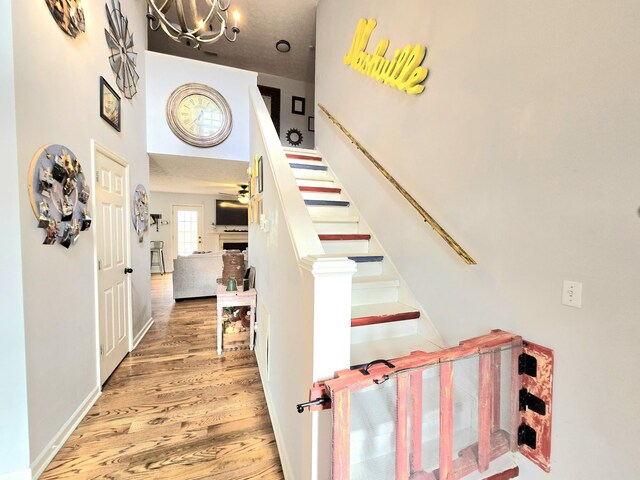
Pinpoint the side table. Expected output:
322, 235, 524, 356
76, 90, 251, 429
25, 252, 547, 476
216, 285, 256, 355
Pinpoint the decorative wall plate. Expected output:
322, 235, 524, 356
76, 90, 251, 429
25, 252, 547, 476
45, 0, 85, 38
132, 184, 149, 242
166, 83, 233, 147
105, 0, 139, 99
27, 144, 91, 248
286, 128, 303, 146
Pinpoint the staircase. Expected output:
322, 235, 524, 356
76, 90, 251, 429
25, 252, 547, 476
284, 147, 443, 365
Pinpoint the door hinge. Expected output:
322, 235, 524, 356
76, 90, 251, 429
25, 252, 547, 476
96, 172, 100, 182
98, 259, 102, 271
518, 423, 537, 449
519, 388, 547, 415
100, 345, 104, 356
518, 352, 538, 377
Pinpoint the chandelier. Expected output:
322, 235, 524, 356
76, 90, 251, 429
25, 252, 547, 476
146, 0, 240, 49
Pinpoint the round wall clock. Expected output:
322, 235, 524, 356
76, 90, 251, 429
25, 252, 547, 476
45, 0, 85, 38
166, 83, 233, 148
131, 184, 149, 242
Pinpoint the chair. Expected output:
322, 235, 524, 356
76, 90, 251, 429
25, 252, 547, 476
150, 241, 166, 275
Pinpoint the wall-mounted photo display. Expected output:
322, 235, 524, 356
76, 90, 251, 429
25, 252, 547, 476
45, 0, 85, 38
132, 184, 149, 242
28, 144, 91, 248
292, 96, 305, 115
100, 76, 121, 131
308, 116, 315, 132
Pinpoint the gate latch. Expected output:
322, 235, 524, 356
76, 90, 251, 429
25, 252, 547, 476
296, 382, 331, 413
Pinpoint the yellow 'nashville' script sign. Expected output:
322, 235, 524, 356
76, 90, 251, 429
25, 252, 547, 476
344, 19, 428, 95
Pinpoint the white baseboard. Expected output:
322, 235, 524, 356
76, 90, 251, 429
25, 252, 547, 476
132, 316, 154, 350
30, 386, 101, 479
0, 469, 31, 480
256, 365, 294, 480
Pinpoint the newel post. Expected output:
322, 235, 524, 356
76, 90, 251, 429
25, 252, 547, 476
299, 255, 357, 480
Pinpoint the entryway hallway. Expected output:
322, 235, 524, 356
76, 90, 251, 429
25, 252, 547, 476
40, 274, 283, 479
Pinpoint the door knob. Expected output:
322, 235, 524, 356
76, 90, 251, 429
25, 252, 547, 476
124, 267, 133, 274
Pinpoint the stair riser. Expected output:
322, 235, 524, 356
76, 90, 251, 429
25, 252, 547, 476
291, 168, 329, 179
321, 239, 370, 254
313, 222, 360, 235
288, 159, 327, 168
351, 286, 399, 305
301, 191, 344, 201
306, 205, 352, 217
353, 261, 383, 277
351, 319, 417, 343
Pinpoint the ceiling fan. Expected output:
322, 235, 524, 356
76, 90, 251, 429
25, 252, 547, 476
218, 184, 249, 204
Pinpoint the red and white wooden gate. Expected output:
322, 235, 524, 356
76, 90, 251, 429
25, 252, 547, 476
300, 330, 553, 480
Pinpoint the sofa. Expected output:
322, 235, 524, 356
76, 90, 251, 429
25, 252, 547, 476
172, 252, 224, 300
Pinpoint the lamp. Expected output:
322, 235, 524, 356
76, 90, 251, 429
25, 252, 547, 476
146, 0, 240, 49
237, 193, 249, 204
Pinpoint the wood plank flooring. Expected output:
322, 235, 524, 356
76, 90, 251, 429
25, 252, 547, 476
40, 274, 283, 480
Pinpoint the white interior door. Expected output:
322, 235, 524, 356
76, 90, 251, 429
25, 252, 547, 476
172, 205, 204, 257
95, 144, 131, 384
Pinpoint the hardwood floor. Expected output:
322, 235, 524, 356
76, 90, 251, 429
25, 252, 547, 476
41, 274, 283, 480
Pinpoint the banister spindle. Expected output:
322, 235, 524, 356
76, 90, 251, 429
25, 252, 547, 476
478, 351, 493, 472
439, 362, 454, 478
397, 373, 410, 479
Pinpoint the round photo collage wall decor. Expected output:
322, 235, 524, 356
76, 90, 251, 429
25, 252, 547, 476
28, 144, 92, 248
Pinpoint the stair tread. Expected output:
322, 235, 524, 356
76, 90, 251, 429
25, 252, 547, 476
311, 215, 360, 223
350, 333, 440, 365
319, 234, 371, 241
352, 275, 399, 288
294, 174, 335, 182
283, 146, 320, 155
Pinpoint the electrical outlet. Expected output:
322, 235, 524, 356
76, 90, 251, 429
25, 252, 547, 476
562, 280, 582, 308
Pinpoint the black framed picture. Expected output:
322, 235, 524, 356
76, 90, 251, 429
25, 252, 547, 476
100, 76, 121, 132
308, 116, 315, 132
258, 156, 264, 193
292, 96, 305, 115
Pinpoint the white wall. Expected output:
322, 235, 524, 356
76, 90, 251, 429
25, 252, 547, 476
316, 1, 640, 478
0, 0, 30, 477
146, 51, 257, 161
258, 72, 315, 149
149, 191, 223, 272
10, 0, 150, 470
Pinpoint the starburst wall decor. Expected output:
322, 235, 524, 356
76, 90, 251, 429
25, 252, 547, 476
104, 0, 139, 99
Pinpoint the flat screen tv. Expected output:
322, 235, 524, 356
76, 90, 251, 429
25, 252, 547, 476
215, 200, 248, 226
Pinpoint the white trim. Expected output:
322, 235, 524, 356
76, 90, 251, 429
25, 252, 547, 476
132, 317, 154, 350
30, 386, 101, 479
256, 364, 294, 480
0, 469, 31, 480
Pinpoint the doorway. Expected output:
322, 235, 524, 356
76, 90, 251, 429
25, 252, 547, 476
93, 142, 132, 385
172, 204, 204, 257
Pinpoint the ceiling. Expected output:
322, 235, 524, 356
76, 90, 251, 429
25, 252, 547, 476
149, 153, 250, 197
147, 0, 318, 197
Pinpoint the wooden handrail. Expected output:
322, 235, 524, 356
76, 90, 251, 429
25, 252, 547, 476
318, 104, 477, 265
